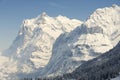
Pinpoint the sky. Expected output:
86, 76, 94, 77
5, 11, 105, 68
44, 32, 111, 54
0, 0, 120, 51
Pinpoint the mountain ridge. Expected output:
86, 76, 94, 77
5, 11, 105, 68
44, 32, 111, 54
0, 4, 120, 80
37, 4, 120, 77
2, 12, 82, 74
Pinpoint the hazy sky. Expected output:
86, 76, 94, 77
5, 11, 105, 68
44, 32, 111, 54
0, 0, 120, 51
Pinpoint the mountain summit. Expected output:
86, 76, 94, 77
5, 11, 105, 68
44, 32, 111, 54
38, 5, 120, 77
0, 5, 120, 80
2, 13, 82, 73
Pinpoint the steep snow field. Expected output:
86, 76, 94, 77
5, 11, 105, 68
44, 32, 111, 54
1, 13, 82, 80
2, 12, 82, 72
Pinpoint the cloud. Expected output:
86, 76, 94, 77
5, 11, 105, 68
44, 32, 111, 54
49, 2, 67, 9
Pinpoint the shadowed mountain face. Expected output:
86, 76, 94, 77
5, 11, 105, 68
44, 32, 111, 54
52, 41, 120, 80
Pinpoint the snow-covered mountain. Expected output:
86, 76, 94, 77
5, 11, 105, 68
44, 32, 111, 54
39, 4, 120, 77
0, 4, 120, 80
53, 41, 120, 80
2, 12, 82, 73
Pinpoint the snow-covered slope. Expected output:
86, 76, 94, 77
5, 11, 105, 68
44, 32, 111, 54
111, 75, 120, 80
0, 55, 18, 80
53, 41, 120, 80
39, 5, 120, 77
2, 12, 82, 73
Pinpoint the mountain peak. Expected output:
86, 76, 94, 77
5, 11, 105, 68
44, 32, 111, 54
41, 12, 47, 17
112, 4, 119, 8
38, 5, 120, 77
2, 11, 82, 75
36, 12, 49, 20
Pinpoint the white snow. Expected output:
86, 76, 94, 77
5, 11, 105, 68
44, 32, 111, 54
111, 75, 120, 80
0, 56, 9, 65
0, 4, 120, 80
0, 55, 18, 80
1, 12, 82, 78
39, 5, 120, 77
